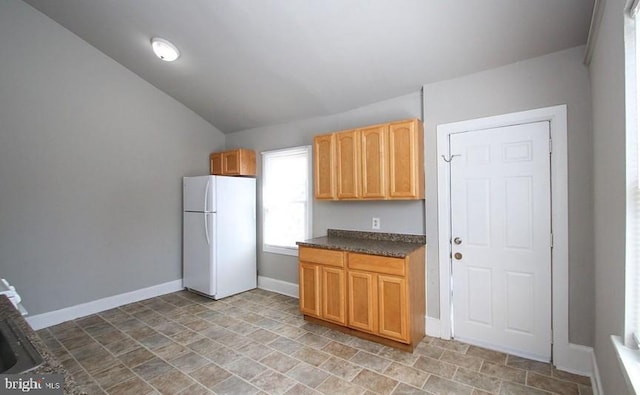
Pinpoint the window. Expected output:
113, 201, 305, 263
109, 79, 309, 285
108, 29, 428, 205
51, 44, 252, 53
614, 2, 640, 393
627, 0, 640, 345
625, 1, 640, 347
261, 146, 312, 255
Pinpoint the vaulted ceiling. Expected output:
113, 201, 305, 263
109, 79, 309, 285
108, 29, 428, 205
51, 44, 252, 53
23, 0, 594, 133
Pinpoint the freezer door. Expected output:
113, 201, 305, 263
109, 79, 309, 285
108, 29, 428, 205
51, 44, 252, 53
183, 176, 216, 212
183, 212, 216, 296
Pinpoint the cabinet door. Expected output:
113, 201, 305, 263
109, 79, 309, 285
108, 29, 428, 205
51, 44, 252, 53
322, 267, 346, 325
360, 125, 387, 199
388, 120, 421, 198
222, 150, 241, 175
210, 153, 223, 175
236, 149, 256, 176
336, 130, 360, 199
348, 271, 377, 333
314, 134, 336, 199
378, 275, 409, 342
299, 262, 321, 318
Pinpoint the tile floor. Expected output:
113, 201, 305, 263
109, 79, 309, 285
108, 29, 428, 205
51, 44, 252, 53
36, 289, 592, 395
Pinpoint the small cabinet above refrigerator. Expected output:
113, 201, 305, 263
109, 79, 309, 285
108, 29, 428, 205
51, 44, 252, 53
210, 148, 256, 177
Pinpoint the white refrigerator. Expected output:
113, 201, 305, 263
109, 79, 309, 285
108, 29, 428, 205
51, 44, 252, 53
183, 175, 256, 299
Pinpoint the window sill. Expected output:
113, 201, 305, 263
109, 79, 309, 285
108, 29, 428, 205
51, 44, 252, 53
263, 245, 298, 256
612, 335, 640, 394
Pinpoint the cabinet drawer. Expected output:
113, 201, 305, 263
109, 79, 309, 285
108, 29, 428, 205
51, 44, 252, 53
348, 253, 405, 276
299, 247, 344, 267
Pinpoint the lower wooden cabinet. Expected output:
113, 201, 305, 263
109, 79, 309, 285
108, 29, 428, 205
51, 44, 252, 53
298, 247, 347, 326
378, 275, 408, 342
322, 267, 346, 325
347, 271, 377, 333
299, 262, 321, 318
347, 271, 409, 342
299, 246, 425, 350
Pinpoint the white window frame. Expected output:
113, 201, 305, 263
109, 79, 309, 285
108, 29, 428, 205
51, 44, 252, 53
628, 0, 640, 347
613, 1, 640, 394
261, 145, 312, 256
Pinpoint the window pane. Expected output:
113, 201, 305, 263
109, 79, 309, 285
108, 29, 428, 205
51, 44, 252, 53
262, 146, 311, 252
264, 154, 307, 206
264, 203, 306, 248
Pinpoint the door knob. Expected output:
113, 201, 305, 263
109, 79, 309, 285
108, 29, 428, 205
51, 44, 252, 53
453, 237, 462, 245
454, 252, 463, 260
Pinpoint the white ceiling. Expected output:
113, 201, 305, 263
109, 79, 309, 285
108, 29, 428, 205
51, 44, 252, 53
23, 0, 594, 133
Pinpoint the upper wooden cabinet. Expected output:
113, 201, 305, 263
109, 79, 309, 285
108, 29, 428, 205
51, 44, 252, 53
360, 124, 387, 199
313, 119, 424, 200
210, 152, 223, 175
313, 134, 336, 199
336, 130, 360, 199
389, 120, 424, 199
210, 148, 256, 177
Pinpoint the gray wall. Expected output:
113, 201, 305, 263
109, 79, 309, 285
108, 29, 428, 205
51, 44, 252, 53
226, 93, 425, 284
2, 1, 601, 372
0, 0, 225, 315
422, 46, 594, 347
229, 47, 595, 348
589, 0, 628, 392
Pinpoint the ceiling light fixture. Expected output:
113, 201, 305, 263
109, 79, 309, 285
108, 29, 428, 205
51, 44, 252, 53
151, 37, 180, 62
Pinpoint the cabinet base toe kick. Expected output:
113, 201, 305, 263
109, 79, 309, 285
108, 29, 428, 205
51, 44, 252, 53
303, 315, 422, 352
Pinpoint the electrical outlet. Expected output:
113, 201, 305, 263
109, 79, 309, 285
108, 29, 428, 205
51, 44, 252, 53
372, 217, 381, 230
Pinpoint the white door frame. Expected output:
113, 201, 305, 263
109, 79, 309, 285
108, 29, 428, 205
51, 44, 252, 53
436, 105, 582, 371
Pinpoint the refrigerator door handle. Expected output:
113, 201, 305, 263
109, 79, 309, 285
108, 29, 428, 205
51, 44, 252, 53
204, 213, 210, 245
204, 177, 211, 213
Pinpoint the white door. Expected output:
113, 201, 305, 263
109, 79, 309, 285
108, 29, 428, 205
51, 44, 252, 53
450, 121, 552, 361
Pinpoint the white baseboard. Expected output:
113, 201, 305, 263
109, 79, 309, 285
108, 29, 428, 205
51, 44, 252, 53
258, 276, 299, 299
425, 316, 443, 338
554, 343, 595, 377
425, 314, 596, 382
26, 279, 183, 330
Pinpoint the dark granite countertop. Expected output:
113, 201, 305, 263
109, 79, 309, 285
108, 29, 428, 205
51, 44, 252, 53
296, 229, 426, 258
0, 295, 83, 394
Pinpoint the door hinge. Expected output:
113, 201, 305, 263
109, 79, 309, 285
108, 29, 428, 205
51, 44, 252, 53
550, 233, 554, 249
549, 138, 553, 154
